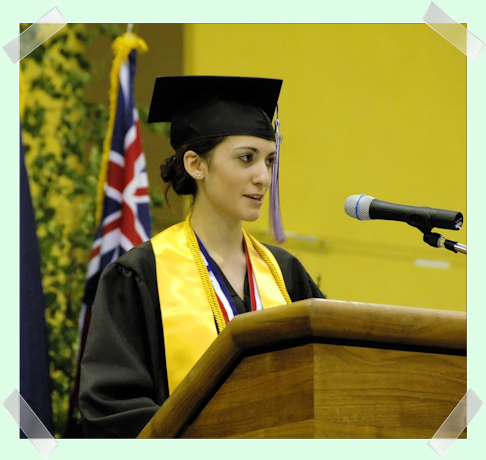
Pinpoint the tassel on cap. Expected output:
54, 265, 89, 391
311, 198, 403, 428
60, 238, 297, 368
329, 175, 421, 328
270, 104, 285, 243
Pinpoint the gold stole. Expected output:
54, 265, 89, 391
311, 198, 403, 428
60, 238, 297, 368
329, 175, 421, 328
151, 216, 291, 394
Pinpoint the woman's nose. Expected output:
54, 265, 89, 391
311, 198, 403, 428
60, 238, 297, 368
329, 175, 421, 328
252, 159, 272, 187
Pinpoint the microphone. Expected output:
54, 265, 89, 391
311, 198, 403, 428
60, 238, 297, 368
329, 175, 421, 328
344, 195, 463, 231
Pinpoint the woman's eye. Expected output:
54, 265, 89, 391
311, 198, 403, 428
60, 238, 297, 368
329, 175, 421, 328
239, 154, 253, 162
266, 156, 276, 166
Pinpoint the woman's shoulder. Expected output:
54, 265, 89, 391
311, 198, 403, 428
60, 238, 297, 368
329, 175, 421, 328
98, 241, 160, 310
109, 240, 156, 278
262, 243, 302, 268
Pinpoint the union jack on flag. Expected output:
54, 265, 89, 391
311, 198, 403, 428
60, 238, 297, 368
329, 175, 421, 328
65, 38, 150, 435
80, 47, 151, 353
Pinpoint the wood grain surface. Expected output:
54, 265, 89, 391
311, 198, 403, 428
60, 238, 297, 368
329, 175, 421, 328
180, 343, 465, 438
313, 343, 465, 438
138, 300, 466, 439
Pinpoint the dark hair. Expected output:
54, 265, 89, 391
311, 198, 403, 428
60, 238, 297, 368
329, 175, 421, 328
160, 136, 226, 204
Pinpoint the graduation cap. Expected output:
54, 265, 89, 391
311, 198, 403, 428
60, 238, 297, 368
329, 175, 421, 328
148, 75, 285, 243
148, 75, 282, 150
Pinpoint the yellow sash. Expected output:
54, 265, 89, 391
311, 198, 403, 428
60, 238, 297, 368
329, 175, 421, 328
151, 216, 291, 393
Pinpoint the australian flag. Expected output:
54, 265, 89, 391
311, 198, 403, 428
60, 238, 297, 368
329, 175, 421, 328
66, 46, 151, 438
78, 48, 151, 388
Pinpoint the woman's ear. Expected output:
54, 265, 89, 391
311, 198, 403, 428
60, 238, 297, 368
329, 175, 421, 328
183, 150, 206, 181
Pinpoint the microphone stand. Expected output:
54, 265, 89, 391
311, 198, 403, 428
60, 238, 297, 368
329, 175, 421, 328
422, 231, 467, 255
408, 216, 467, 255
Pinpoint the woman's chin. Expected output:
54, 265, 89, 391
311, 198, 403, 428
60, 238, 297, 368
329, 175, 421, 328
242, 212, 261, 223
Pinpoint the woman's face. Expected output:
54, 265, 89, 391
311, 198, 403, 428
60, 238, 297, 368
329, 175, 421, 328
197, 135, 277, 223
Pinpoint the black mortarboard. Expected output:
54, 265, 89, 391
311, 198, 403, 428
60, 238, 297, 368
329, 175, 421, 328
148, 75, 283, 150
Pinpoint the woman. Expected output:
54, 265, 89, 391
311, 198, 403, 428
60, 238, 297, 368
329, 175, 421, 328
79, 76, 325, 438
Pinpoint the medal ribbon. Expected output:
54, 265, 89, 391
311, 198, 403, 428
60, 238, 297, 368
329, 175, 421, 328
196, 234, 262, 321
245, 238, 263, 312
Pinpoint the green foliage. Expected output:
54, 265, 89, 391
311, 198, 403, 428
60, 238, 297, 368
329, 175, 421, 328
21, 23, 163, 438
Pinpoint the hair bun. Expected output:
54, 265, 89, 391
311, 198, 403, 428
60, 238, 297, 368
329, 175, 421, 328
160, 155, 176, 182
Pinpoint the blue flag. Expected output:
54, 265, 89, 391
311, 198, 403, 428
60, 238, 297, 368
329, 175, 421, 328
19, 127, 53, 435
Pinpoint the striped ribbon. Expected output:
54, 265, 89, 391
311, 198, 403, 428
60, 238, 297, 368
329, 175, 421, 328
195, 234, 262, 322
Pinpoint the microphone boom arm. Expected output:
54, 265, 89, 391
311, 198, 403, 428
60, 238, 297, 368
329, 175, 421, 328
422, 231, 467, 255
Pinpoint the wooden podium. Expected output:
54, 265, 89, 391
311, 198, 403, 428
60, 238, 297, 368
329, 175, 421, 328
138, 299, 466, 439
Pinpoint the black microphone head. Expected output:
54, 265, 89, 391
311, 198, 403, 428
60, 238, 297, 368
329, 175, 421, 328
344, 195, 375, 220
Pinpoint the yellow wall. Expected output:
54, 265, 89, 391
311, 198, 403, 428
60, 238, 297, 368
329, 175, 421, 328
184, 24, 466, 312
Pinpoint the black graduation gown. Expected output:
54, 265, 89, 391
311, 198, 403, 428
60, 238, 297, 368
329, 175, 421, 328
79, 240, 325, 438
